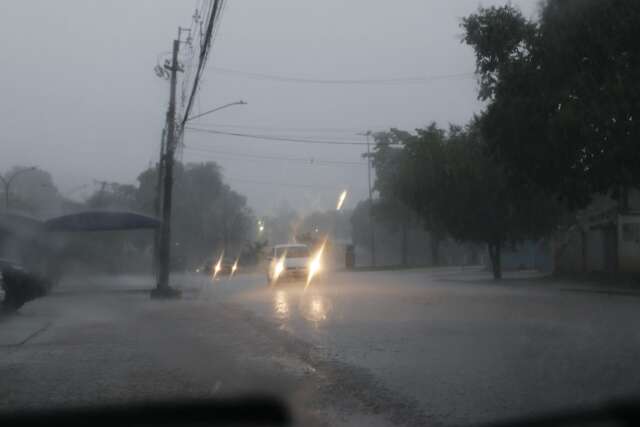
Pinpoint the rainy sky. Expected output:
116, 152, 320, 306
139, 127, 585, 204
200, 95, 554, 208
0, 0, 538, 216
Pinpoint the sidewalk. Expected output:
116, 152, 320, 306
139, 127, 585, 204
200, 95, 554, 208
547, 272, 640, 297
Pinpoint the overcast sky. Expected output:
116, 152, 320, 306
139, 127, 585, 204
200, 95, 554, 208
0, 0, 538, 216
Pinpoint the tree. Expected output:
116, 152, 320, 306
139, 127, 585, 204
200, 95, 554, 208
369, 136, 416, 267
370, 123, 559, 279
462, 1, 640, 209
137, 162, 254, 265
372, 125, 450, 265
2, 166, 62, 215
263, 202, 299, 245
350, 200, 374, 251
435, 123, 559, 278
86, 183, 138, 210
371, 200, 414, 267
299, 209, 352, 242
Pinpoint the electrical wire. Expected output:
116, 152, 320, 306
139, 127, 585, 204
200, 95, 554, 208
211, 66, 475, 85
225, 177, 348, 190
185, 127, 371, 145
186, 122, 382, 134
182, 145, 366, 166
181, 0, 224, 128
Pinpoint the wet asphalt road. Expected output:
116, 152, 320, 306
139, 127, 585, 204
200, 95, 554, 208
3, 268, 640, 426
204, 267, 640, 425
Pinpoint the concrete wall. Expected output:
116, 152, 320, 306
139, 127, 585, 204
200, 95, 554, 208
586, 228, 605, 272
628, 189, 640, 210
554, 215, 640, 274
554, 227, 607, 273
352, 224, 475, 268
483, 240, 553, 273
618, 215, 640, 272
553, 228, 584, 273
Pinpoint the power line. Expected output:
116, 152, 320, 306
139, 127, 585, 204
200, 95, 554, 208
180, 0, 224, 128
182, 145, 367, 166
185, 126, 371, 145
226, 177, 350, 190
186, 122, 383, 134
212, 66, 475, 85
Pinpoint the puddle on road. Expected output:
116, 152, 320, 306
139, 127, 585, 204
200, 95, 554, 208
270, 288, 334, 328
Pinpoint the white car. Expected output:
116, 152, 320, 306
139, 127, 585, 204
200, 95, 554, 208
267, 243, 318, 284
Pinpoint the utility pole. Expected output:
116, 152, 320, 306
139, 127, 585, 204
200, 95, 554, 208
359, 132, 377, 266
153, 33, 183, 298
152, 128, 166, 276
154, 128, 167, 218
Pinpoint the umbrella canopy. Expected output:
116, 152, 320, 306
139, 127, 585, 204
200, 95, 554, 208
43, 211, 161, 232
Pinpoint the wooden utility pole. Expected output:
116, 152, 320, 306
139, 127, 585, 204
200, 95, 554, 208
152, 128, 166, 276
360, 131, 377, 266
153, 37, 181, 298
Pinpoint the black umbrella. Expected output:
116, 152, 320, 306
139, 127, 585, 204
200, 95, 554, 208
43, 211, 161, 232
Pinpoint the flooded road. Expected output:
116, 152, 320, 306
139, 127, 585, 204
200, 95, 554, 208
201, 268, 640, 425
3, 269, 640, 426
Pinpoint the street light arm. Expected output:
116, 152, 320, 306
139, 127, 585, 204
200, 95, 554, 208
185, 100, 247, 122
1, 166, 37, 209
6, 166, 37, 187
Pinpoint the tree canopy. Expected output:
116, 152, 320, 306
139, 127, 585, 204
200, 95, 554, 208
370, 122, 559, 278
462, 0, 640, 208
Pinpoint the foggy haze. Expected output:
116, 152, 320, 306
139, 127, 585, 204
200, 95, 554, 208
0, 0, 537, 216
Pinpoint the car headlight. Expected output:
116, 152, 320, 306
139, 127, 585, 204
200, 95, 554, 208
309, 258, 321, 275
274, 261, 284, 276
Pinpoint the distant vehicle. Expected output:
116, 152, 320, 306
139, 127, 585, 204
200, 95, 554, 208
267, 244, 314, 284
197, 256, 234, 276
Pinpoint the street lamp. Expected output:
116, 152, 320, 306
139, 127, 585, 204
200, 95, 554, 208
0, 166, 37, 209
154, 96, 247, 296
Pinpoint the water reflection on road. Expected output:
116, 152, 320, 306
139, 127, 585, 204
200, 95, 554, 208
270, 285, 333, 328
273, 289, 289, 320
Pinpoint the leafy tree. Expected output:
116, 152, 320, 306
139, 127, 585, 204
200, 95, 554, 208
372, 125, 450, 265
299, 209, 352, 242
462, 1, 640, 208
350, 200, 374, 251
369, 136, 416, 266
137, 162, 254, 265
2, 166, 62, 215
371, 200, 414, 267
435, 123, 559, 278
263, 202, 299, 245
370, 123, 559, 279
86, 183, 138, 210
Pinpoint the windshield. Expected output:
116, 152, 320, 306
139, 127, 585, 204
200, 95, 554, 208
2, 1, 639, 426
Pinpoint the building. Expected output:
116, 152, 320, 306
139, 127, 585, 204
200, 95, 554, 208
554, 190, 640, 274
